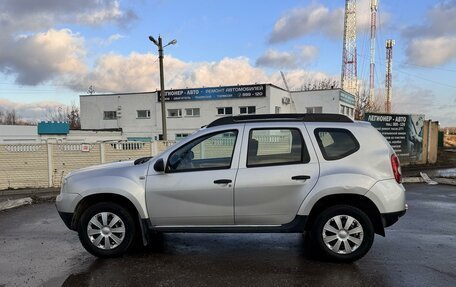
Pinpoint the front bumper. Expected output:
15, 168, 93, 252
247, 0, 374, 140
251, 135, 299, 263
58, 211, 74, 230
55, 192, 81, 230
381, 209, 406, 227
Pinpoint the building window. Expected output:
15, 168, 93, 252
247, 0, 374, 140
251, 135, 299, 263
103, 111, 117, 120
175, 133, 190, 141
217, 107, 233, 115
240, 106, 256, 115
306, 106, 323, 114
275, 106, 281, 114
185, 108, 200, 117
339, 105, 353, 117
137, 110, 151, 119
167, 109, 182, 118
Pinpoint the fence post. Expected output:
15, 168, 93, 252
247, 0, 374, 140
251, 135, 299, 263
151, 141, 157, 156
47, 143, 53, 187
428, 121, 439, 164
421, 120, 429, 164
100, 143, 105, 164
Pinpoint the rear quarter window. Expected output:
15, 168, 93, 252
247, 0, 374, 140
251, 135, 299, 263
314, 128, 359, 160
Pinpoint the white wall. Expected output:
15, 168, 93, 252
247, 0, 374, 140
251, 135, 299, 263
0, 125, 39, 143
268, 85, 292, 113
80, 85, 355, 141
291, 89, 340, 113
80, 90, 272, 140
291, 89, 355, 118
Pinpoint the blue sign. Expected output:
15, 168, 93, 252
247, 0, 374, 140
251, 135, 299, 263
157, 84, 266, 102
37, 122, 69, 135
339, 91, 356, 106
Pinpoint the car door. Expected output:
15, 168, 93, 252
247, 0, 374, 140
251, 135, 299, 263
145, 127, 243, 226
234, 122, 319, 225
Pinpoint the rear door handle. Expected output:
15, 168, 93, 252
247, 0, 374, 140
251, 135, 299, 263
214, 179, 232, 184
291, 175, 311, 181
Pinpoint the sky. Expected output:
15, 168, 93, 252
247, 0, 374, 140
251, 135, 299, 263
0, 0, 455, 127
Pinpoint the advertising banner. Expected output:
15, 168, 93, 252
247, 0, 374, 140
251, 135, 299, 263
364, 113, 425, 164
157, 84, 266, 102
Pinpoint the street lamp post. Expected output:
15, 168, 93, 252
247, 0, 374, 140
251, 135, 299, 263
148, 35, 177, 141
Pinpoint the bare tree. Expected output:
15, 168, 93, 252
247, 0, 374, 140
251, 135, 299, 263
0, 110, 4, 124
301, 78, 340, 91
5, 109, 18, 125
354, 89, 383, 120
67, 103, 81, 130
45, 102, 81, 129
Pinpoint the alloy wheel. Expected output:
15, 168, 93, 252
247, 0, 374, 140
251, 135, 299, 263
322, 214, 364, 254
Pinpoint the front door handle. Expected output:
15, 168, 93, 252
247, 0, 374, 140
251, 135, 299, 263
214, 179, 232, 184
291, 175, 311, 181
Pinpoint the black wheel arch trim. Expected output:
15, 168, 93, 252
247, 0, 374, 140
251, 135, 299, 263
304, 194, 387, 237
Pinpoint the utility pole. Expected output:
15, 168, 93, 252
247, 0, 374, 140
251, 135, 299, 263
148, 35, 177, 141
385, 39, 395, 113
369, 0, 378, 104
341, 0, 358, 97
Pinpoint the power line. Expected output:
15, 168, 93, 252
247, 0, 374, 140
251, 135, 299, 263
357, 52, 456, 89
399, 62, 456, 73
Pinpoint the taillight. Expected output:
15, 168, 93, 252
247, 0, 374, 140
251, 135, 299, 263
391, 154, 402, 183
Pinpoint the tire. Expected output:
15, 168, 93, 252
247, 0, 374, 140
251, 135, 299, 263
78, 202, 136, 258
309, 205, 374, 262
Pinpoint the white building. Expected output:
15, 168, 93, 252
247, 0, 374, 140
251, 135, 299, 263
80, 84, 355, 141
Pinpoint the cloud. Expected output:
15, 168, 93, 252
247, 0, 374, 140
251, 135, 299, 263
0, 1, 136, 85
268, 5, 343, 43
63, 52, 332, 93
393, 86, 456, 127
268, 0, 384, 43
406, 36, 456, 67
0, 98, 66, 123
0, 29, 87, 85
0, 0, 136, 32
97, 33, 125, 46
255, 46, 318, 69
403, 1, 456, 67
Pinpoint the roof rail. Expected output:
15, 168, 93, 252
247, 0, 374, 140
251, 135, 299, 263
207, 113, 353, 127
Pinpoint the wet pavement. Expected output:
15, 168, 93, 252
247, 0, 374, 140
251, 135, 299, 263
0, 184, 455, 287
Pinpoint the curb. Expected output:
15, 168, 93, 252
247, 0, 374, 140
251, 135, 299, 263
0, 197, 33, 212
434, 177, 456, 186
402, 177, 424, 183
402, 177, 456, 186
0, 188, 59, 196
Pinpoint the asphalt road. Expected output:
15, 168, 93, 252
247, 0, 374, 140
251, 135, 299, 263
0, 184, 455, 287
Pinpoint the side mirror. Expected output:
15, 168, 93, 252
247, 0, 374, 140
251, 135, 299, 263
153, 158, 165, 173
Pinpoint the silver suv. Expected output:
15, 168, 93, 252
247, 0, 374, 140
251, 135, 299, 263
56, 114, 406, 262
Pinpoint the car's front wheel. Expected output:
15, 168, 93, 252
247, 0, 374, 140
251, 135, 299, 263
310, 205, 374, 262
78, 202, 136, 258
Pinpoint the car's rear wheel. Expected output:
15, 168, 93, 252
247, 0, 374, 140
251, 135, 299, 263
78, 202, 136, 258
310, 205, 374, 262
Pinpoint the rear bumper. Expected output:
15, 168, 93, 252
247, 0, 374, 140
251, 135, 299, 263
381, 209, 406, 228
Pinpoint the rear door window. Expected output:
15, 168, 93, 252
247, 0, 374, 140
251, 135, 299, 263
247, 128, 310, 167
314, 128, 359, 160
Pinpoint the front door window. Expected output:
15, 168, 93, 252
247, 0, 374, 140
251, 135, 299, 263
168, 130, 238, 172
